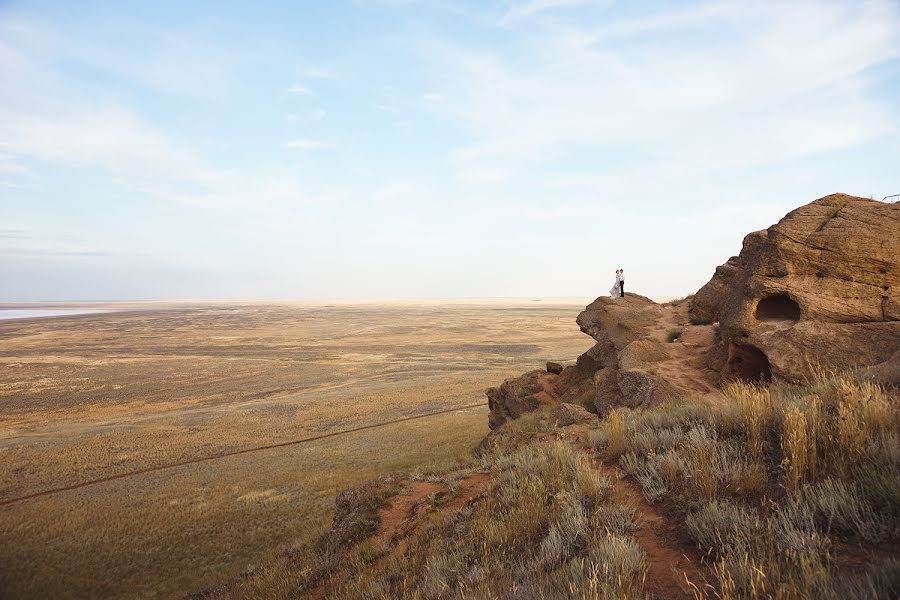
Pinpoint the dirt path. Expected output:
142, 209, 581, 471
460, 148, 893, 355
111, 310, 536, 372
540, 426, 708, 599
377, 471, 492, 543
598, 459, 706, 600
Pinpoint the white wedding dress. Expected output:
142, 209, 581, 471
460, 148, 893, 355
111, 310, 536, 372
609, 276, 620, 299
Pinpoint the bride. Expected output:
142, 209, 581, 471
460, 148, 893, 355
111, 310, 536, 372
609, 270, 621, 299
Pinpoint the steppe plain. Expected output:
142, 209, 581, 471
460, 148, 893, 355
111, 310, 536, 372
0, 301, 594, 599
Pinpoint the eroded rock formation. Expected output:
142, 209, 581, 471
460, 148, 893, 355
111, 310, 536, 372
690, 193, 900, 383
487, 193, 900, 431
487, 294, 718, 428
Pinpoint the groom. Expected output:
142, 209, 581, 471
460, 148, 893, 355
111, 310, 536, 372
618, 268, 625, 297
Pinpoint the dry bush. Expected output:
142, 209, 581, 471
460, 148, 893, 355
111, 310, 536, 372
666, 328, 684, 343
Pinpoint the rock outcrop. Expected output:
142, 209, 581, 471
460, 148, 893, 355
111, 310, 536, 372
487, 193, 900, 431
487, 293, 717, 428
690, 193, 900, 383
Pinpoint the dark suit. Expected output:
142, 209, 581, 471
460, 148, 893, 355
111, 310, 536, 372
619, 279, 624, 297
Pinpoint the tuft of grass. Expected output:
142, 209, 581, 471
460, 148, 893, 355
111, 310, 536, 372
666, 328, 684, 343
603, 409, 629, 460
828, 196, 849, 216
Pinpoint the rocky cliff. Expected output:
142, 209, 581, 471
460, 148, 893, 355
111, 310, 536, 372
487, 193, 900, 429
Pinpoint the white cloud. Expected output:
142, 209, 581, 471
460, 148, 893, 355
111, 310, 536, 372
422, 92, 443, 101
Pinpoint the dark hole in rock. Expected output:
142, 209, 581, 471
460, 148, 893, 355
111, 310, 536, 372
755, 294, 801, 321
725, 344, 772, 382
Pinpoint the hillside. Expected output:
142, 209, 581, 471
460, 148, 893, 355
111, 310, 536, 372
194, 194, 900, 600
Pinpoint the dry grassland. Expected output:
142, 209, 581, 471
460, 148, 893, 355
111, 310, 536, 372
0, 301, 594, 599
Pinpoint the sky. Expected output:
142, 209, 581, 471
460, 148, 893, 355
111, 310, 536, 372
1, 0, 899, 301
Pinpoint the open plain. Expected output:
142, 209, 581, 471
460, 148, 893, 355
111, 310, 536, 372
0, 301, 594, 599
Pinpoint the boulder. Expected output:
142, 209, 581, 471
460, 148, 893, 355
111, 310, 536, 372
592, 367, 625, 416
549, 402, 595, 427
577, 294, 659, 349
693, 194, 900, 382
546, 361, 564, 375
618, 339, 669, 370
487, 370, 557, 429
616, 368, 680, 408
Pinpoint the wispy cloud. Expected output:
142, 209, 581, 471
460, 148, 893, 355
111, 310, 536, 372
501, 0, 607, 23
429, 0, 900, 183
287, 83, 313, 95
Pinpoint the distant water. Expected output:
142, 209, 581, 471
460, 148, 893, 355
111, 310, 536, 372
0, 309, 113, 321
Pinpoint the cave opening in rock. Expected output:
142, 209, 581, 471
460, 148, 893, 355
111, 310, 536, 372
754, 294, 801, 321
725, 344, 772, 382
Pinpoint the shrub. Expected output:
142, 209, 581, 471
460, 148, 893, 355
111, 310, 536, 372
666, 328, 683, 343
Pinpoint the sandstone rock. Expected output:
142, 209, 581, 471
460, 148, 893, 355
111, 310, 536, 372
549, 402, 595, 426
616, 368, 679, 408
693, 194, 900, 382
488, 193, 897, 430
619, 339, 669, 370
546, 361, 564, 375
592, 367, 625, 416
487, 370, 557, 429
689, 256, 742, 324
577, 294, 659, 349
866, 351, 900, 387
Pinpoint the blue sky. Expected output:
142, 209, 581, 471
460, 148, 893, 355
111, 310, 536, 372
1, 0, 899, 301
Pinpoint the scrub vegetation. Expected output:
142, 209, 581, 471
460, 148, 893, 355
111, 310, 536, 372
204, 371, 899, 600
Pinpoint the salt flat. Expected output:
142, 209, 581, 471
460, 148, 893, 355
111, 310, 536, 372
0, 301, 594, 599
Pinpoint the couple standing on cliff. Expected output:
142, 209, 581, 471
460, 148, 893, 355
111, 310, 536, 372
609, 269, 625, 299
